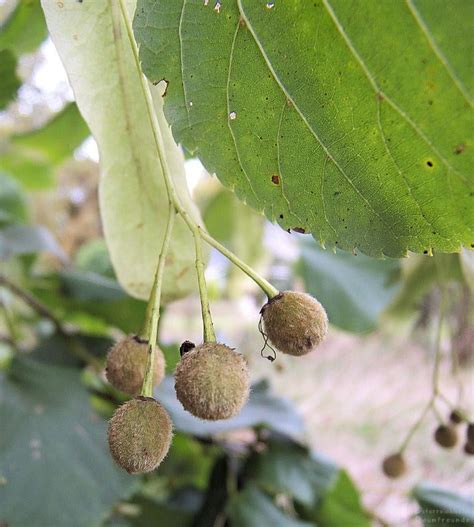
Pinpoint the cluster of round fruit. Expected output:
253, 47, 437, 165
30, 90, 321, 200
106, 291, 328, 474
382, 410, 474, 479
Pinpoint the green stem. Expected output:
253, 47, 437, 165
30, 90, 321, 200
193, 226, 216, 342
398, 398, 433, 453
140, 207, 176, 398
117, 0, 278, 301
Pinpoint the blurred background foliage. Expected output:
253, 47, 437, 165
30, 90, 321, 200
0, 1, 473, 526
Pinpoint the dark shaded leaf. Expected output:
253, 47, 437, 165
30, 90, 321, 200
0, 355, 136, 527
0, 224, 65, 260
0, 49, 20, 109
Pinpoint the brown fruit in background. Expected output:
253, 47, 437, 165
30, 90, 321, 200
107, 396, 172, 474
449, 409, 464, 425
175, 342, 250, 420
261, 291, 328, 356
467, 423, 474, 444
382, 453, 406, 479
434, 425, 458, 449
464, 442, 474, 456
105, 335, 165, 395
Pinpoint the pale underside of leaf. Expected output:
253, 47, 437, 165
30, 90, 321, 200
41, 0, 204, 301
135, 0, 473, 257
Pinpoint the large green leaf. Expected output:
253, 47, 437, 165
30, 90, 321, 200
298, 238, 400, 333
135, 0, 473, 257
0, 49, 20, 109
0, 355, 135, 527
0, 0, 48, 56
413, 483, 474, 527
0, 224, 65, 260
41, 0, 205, 301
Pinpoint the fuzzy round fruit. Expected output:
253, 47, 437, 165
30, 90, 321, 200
464, 442, 474, 456
174, 342, 250, 420
382, 453, 406, 479
467, 423, 474, 444
260, 291, 328, 356
434, 424, 458, 448
108, 396, 172, 474
105, 335, 165, 395
449, 409, 464, 425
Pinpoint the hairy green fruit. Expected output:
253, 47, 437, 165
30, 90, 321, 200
381, 453, 406, 479
434, 424, 458, 449
261, 291, 328, 356
107, 396, 172, 474
174, 342, 250, 420
105, 335, 165, 395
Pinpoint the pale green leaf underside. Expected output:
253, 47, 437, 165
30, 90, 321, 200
41, 0, 204, 301
135, 0, 473, 257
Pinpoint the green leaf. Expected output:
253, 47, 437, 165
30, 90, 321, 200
155, 378, 304, 439
0, 0, 48, 56
135, 0, 473, 257
228, 483, 313, 527
314, 471, 370, 527
413, 482, 474, 527
0, 172, 28, 226
41, 0, 206, 301
0, 49, 20, 109
11, 103, 89, 164
30, 270, 147, 335
250, 438, 338, 507
0, 224, 65, 260
298, 238, 400, 333
74, 239, 115, 278
0, 355, 135, 527
1, 104, 90, 190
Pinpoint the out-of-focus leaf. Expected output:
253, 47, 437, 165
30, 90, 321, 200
42, 0, 205, 301
154, 378, 304, 439
250, 438, 337, 507
75, 239, 115, 278
228, 483, 313, 527
31, 270, 147, 335
314, 471, 370, 527
0, 154, 54, 190
0, 355, 136, 527
460, 248, 474, 292
0, 49, 20, 109
387, 253, 463, 318
192, 455, 230, 527
203, 185, 265, 296
0, 172, 28, 226
158, 433, 216, 491
11, 103, 89, 164
298, 238, 400, 333
135, 0, 473, 257
0, 224, 65, 260
0, 0, 47, 56
1, 104, 90, 190
413, 483, 474, 527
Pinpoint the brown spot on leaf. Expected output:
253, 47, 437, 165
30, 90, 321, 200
454, 143, 465, 154
292, 227, 306, 234
271, 174, 280, 185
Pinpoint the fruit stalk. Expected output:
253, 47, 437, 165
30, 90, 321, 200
192, 226, 216, 342
140, 206, 176, 398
